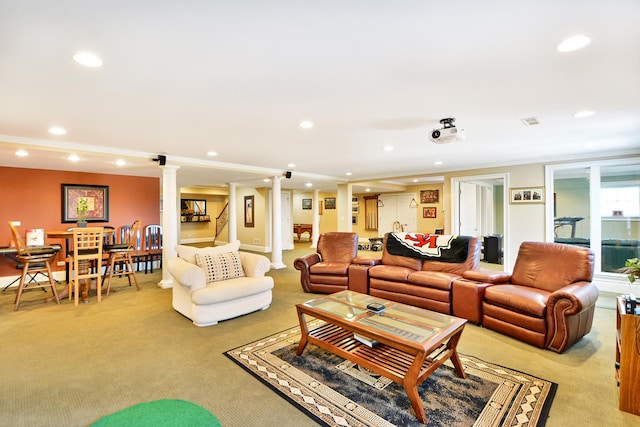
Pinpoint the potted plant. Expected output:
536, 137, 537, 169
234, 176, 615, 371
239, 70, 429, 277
77, 197, 89, 227
624, 258, 640, 284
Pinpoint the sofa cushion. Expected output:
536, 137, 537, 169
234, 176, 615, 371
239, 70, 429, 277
368, 265, 414, 282
176, 240, 240, 264
407, 271, 459, 291
195, 252, 245, 283
484, 284, 549, 318
309, 262, 350, 275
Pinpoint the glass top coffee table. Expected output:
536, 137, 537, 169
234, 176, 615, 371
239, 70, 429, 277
296, 290, 467, 424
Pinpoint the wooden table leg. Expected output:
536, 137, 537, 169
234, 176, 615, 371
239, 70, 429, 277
403, 352, 428, 424
295, 310, 310, 356
447, 329, 467, 379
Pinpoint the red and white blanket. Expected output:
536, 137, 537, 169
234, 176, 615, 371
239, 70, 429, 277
385, 233, 471, 263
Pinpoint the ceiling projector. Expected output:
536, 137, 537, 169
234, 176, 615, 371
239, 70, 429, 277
429, 118, 465, 144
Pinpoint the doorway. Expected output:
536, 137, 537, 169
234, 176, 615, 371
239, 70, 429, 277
452, 173, 508, 268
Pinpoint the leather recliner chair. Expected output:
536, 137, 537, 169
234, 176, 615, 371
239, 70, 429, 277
294, 232, 358, 293
482, 241, 598, 353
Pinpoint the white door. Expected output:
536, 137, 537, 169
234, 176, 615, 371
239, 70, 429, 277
378, 194, 417, 235
459, 182, 478, 236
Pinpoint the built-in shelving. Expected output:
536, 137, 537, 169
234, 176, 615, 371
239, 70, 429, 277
615, 296, 640, 416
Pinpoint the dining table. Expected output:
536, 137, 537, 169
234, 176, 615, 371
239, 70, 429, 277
45, 227, 114, 304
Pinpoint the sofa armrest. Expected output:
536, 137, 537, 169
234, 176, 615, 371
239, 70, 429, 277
167, 257, 206, 291
239, 252, 271, 277
545, 281, 599, 352
462, 268, 512, 283
352, 256, 382, 266
293, 253, 321, 292
547, 281, 599, 316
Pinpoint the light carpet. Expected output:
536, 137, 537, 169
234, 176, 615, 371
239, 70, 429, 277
224, 322, 557, 427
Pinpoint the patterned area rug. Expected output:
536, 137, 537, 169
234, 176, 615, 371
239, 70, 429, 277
224, 322, 557, 427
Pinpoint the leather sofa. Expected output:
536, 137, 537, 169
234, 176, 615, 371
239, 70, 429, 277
294, 232, 358, 293
358, 233, 481, 314
480, 241, 597, 353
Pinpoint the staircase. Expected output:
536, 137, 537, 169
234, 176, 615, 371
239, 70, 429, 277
214, 203, 229, 244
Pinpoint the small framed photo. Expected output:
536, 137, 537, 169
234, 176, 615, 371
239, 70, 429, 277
423, 207, 437, 218
352, 215, 358, 225
325, 197, 336, 209
420, 189, 439, 204
352, 205, 359, 213
352, 197, 358, 203
302, 198, 312, 210
510, 187, 544, 204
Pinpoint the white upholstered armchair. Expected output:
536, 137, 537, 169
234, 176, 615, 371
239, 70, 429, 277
167, 241, 274, 327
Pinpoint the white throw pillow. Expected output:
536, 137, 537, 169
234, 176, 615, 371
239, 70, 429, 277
175, 240, 241, 264
195, 252, 245, 283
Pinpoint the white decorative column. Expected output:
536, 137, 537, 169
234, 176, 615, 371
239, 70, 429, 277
271, 176, 286, 269
228, 182, 237, 244
159, 164, 180, 289
311, 188, 320, 248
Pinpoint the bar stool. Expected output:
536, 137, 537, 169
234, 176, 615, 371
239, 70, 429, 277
70, 227, 104, 306
8, 222, 61, 311
102, 220, 141, 295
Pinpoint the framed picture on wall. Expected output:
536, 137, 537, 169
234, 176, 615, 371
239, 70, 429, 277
62, 184, 109, 223
510, 187, 544, 204
352, 215, 357, 225
420, 189, 439, 204
325, 197, 336, 209
302, 198, 312, 210
244, 195, 254, 227
423, 207, 437, 218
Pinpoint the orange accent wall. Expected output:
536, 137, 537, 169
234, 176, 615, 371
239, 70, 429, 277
0, 167, 160, 276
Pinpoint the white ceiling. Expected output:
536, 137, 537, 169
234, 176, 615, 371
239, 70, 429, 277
1, 1, 639, 193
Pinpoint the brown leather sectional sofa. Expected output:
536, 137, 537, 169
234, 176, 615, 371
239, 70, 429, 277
350, 234, 481, 315
295, 232, 599, 353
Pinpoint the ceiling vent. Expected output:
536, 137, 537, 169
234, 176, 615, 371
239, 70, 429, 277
521, 116, 542, 126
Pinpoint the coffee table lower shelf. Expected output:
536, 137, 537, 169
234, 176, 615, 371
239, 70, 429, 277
296, 321, 465, 423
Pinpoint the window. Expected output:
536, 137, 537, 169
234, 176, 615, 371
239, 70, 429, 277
600, 185, 640, 217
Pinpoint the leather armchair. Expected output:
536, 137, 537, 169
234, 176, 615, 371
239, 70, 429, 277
294, 232, 358, 293
482, 241, 598, 353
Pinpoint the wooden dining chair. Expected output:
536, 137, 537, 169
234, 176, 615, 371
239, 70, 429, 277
70, 227, 104, 306
118, 223, 146, 271
102, 220, 142, 295
144, 224, 163, 273
8, 222, 61, 311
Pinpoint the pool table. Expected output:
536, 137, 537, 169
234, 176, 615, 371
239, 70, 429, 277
293, 224, 313, 241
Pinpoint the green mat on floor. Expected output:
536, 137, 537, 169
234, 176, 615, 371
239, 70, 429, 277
90, 399, 222, 427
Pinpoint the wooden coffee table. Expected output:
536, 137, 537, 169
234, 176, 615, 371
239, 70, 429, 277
296, 290, 467, 424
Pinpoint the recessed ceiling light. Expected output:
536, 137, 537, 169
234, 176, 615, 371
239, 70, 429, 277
116, 159, 126, 166
299, 120, 313, 129
72, 51, 103, 67
412, 179, 419, 183
207, 151, 218, 157
556, 35, 591, 52
365, 188, 371, 192
263, 178, 271, 183
68, 154, 80, 162
383, 146, 394, 151
433, 161, 443, 165
287, 163, 296, 168
573, 111, 595, 118
305, 182, 313, 187
49, 126, 67, 135
15, 149, 28, 157
345, 172, 353, 176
